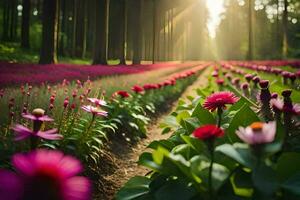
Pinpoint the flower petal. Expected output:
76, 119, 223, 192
63, 177, 91, 200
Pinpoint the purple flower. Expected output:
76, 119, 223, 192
0, 150, 91, 200
22, 108, 53, 122
87, 98, 107, 106
236, 121, 276, 145
13, 124, 62, 141
81, 105, 108, 117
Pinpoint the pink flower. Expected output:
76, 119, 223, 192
203, 92, 239, 112
193, 125, 224, 140
87, 98, 107, 106
270, 99, 300, 115
22, 108, 54, 122
81, 105, 108, 117
13, 124, 62, 141
236, 122, 276, 145
216, 79, 224, 85
0, 150, 91, 200
131, 85, 144, 94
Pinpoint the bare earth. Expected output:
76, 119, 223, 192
96, 67, 211, 200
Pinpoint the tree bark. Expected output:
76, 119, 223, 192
21, 0, 31, 48
152, 0, 157, 63
247, 0, 253, 60
93, 0, 110, 65
119, 0, 127, 65
2, 0, 9, 41
282, 0, 288, 58
132, 0, 142, 65
39, 0, 59, 64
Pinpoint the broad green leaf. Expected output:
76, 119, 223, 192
191, 102, 215, 125
181, 135, 209, 156
252, 163, 279, 196
115, 176, 152, 200
281, 173, 300, 196
216, 143, 255, 169
226, 104, 260, 144
276, 153, 300, 182
176, 111, 191, 124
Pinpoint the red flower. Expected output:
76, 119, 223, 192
116, 90, 130, 98
203, 91, 239, 112
193, 125, 224, 140
131, 85, 144, 94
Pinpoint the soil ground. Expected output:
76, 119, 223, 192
96, 67, 211, 200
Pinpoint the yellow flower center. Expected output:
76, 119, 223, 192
250, 122, 264, 132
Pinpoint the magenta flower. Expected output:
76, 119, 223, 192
81, 105, 108, 117
13, 124, 62, 141
0, 150, 91, 200
22, 108, 53, 122
132, 85, 144, 94
203, 91, 239, 112
87, 98, 107, 106
236, 121, 276, 145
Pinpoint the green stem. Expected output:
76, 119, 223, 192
208, 144, 214, 200
217, 108, 223, 128
86, 114, 96, 135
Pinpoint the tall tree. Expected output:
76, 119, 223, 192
21, 0, 31, 48
282, 0, 288, 58
132, 0, 143, 64
39, 0, 59, 64
119, 0, 127, 65
247, 0, 254, 60
93, 0, 110, 65
152, 0, 157, 63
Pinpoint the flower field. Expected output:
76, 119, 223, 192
116, 61, 300, 200
0, 61, 201, 87
0, 61, 300, 200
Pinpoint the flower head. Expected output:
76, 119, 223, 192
22, 108, 53, 122
0, 150, 91, 200
203, 91, 239, 112
236, 121, 276, 145
115, 90, 130, 98
193, 125, 224, 140
81, 105, 108, 117
131, 85, 144, 94
87, 98, 107, 106
216, 79, 224, 86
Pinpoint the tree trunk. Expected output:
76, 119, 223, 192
247, 0, 253, 60
119, 0, 127, 65
74, 0, 87, 58
39, 0, 59, 64
132, 0, 142, 65
59, 0, 67, 56
2, 0, 9, 41
21, 0, 31, 48
93, 0, 110, 65
282, 0, 288, 58
152, 0, 157, 64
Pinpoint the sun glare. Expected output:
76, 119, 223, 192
206, 0, 225, 38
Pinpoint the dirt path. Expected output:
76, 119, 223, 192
97, 67, 211, 200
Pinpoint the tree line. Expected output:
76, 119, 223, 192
0, 0, 209, 64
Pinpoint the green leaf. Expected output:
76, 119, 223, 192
191, 157, 230, 191
115, 176, 152, 200
216, 143, 255, 169
153, 178, 198, 200
276, 153, 300, 182
191, 102, 215, 125
281, 173, 300, 196
252, 163, 279, 196
181, 135, 209, 156
226, 104, 260, 143
148, 140, 175, 151
176, 111, 191, 124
